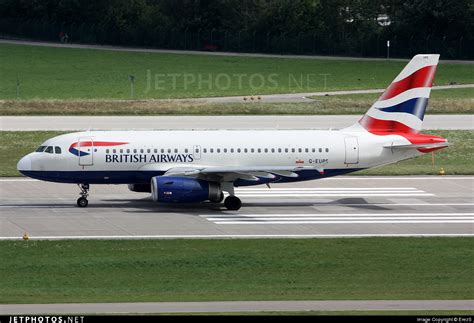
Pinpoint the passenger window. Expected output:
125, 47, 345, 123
224, 148, 227, 153
161, 149, 165, 153
326, 148, 329, 152
174, 149, 178, 153
292, 148, 295, 153
217, 148, 221, 153
154, 149, 157, 153
127, 149, 130, 153
230, 148, 234, 153
36, 146, 46, 152
285, 148, 288, 153
264, 148, 268, 153
147, 149, 151, 153
244, 148, 248, 153
237, 148, 241, 153
210, 148, 214, 153
168, 149, 171, 153
203, 148, 207, 153
257, 148, 261, 153
140, 149, 144, 153
278, 148, 281, 153
185, 148, 188, 153
319, 148, 322, 153
312, 148, 316, 153
120, 149, 123, 153
113, 149, 117, 153
55, 146, 62, 154
251, 148, 254, 153
45, 146, 53, 154
106, 149, 109, 154
305, 148, 309, 153
298, 148, 302, 153
271, 148, 275, 153
133, 149, 137, 153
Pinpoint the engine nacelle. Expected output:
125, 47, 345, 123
151, 176, 222, 203
127, 183, 152, 193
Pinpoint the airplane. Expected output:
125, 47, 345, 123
17, 54, 449, 211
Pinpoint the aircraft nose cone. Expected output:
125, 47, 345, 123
17, 155, 32, 173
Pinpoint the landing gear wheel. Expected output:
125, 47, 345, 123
224, 196, 242, 210
77, 183, 90, 207
77, 197, 88, 208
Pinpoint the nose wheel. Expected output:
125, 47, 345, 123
77, 184, 90, 207
224, 195, 242, 210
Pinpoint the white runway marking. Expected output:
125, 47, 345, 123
202, 213, 474, 225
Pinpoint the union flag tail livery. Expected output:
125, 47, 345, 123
359, 54, 439, 134
17, 54, 449, 211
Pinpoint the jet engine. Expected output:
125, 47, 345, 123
151, 176, 223, 203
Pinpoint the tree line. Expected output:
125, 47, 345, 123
0, 0, 473, 58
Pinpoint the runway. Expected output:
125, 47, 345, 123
0, 176, 472, 239
1, 300, 473, 314
1, 115, 473, 131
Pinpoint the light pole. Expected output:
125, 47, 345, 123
387, 40, 390, 59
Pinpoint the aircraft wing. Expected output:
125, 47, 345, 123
163, 165, 325, 182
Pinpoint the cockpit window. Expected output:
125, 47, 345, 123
55, 146, 62, 154
44, 146, 54, 154
36, 146, 46, 152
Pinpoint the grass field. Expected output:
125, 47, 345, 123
0, 238, 472, 304
1, 130, 472, 177
1, 43, 473, 100
166, 311, 474, 316
1, 87, 473, 115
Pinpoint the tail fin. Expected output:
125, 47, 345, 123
357, 54, 439, 134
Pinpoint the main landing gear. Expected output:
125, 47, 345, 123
221, 182, 241, 211
77, 184, 89, 207
224, 196, 241, 210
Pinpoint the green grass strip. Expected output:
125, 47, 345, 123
1, 43, 473, 100
0, 238, 473, 304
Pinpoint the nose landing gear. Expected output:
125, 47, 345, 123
77, 184, 90, 207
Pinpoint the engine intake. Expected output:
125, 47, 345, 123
151, 176, 222, 203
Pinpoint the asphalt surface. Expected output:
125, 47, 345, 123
2, 38, 474, 64
1, 114, 473, 131
1, 300, 473, 314
1, 176, 472, 240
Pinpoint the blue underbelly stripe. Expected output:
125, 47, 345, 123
19, 169, 364, 185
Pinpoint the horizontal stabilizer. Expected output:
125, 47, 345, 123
383, 142, 449, 149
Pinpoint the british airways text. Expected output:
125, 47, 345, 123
105, 153, 194, 163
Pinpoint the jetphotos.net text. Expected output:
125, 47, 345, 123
144, 70, 331, 93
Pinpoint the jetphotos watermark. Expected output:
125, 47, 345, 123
143, 70, 331, 93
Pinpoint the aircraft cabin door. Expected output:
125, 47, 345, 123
344, 137, 359, 164
193, 145, 201, 160
78, 138, 94, 166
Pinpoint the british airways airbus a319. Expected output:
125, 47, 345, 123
17, 55, 448, 210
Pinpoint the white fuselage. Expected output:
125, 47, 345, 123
17, 129, 419, 185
